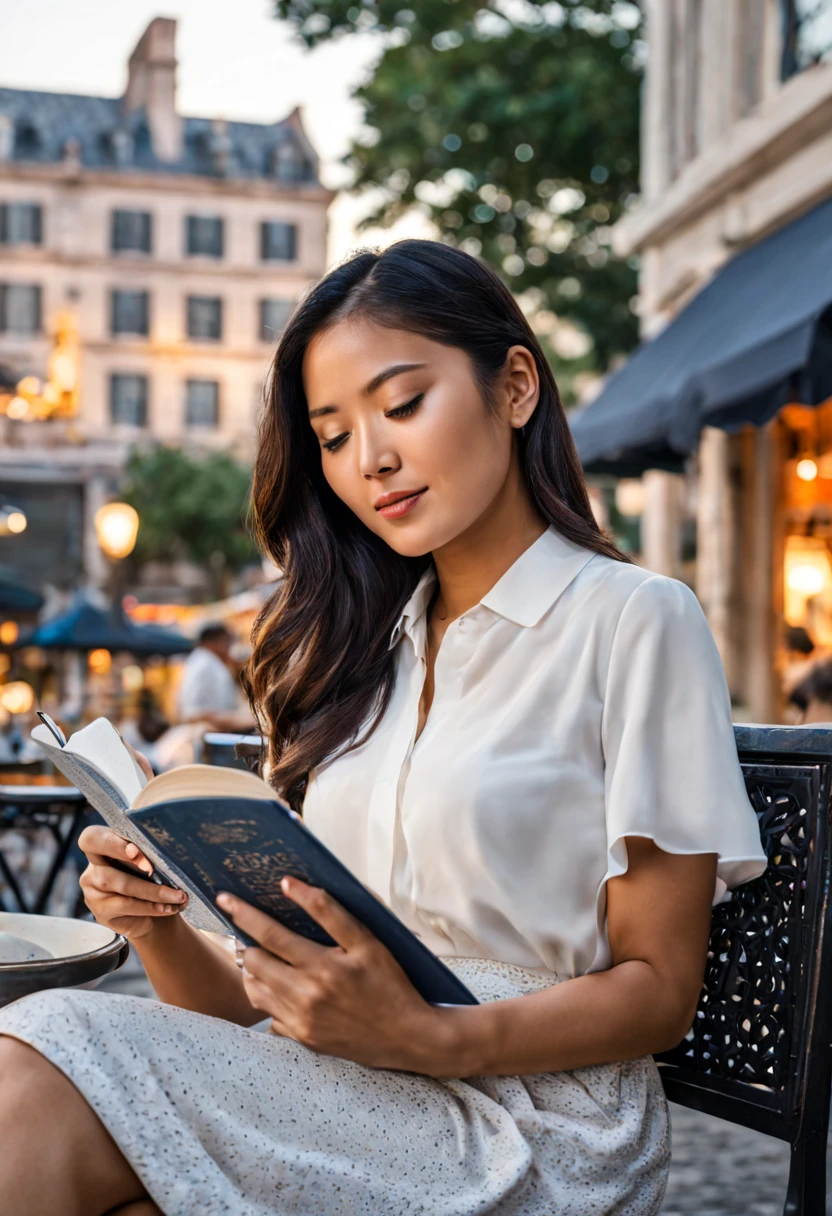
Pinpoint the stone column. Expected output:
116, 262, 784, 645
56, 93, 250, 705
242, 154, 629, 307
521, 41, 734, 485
696, 427, 737, 688
745, 422, 780, 722
641, 470, 683, 577
83, 473, 110, 591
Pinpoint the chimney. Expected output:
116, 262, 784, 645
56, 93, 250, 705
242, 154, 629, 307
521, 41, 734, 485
123, 17, 182, 163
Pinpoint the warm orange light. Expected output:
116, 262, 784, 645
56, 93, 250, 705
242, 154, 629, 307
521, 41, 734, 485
0, 681, 35, 714
797, 458, 818, 482
88, 648, 112, 675
6, 396, 29, 420
0, 620, 19, 646
122, 664, 144, 692
6, 511, 26, 534
94, 502, 139, 560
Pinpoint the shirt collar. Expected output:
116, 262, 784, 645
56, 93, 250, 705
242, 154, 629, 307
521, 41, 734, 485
480, 527, 598, 627
388, 567, 436, 650
388, 528, 597, 649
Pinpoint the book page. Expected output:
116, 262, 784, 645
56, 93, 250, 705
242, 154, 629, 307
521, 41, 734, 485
30, 730, 229, 935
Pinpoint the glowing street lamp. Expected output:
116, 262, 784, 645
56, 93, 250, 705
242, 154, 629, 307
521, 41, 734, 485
0, 505, 27, 536
94, 502, 139, 561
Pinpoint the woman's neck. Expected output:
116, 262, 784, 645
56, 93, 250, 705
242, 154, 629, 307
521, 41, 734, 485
430, 470, 547, 624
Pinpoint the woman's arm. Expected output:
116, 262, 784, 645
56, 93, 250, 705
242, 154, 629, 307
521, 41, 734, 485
132, 917, 263, 1027
426, 837, 715, 1077
218, 838, 716, 1076
77, 822, 261, 1026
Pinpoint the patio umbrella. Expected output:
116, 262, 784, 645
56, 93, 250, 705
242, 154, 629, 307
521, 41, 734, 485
18, 593, 193, 657
0, 566, 44, 614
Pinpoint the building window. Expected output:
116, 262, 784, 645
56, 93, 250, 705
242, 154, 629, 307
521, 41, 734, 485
273, 140, 313, 183
187, 295, 222, 341
112, 209, 152, 254
0, 203, 42, 246
186, 215, 224, 257
111, 290, 149, 337
259, 298, 293, 342
260, 221, 297, 262
110, 374, 148, 427
185, 379, 219, 428
782, 1, 832, 78
0, 283, 41, 334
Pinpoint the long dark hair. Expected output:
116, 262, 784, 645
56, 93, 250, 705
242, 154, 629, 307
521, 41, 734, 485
244, 239, 627, 809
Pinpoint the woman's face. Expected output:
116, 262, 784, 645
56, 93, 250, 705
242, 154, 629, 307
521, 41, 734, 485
302, 318, 538, 557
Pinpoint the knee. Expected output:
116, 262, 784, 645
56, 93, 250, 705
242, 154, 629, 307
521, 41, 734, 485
0, 1034, 63, 1113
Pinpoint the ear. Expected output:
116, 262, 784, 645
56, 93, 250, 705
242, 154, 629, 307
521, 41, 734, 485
503, 345, 540, 430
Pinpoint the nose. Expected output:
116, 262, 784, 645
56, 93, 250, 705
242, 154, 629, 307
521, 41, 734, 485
358, 425, 401, 481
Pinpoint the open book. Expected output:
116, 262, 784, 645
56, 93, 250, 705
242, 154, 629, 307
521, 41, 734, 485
31, 715, 478, 1007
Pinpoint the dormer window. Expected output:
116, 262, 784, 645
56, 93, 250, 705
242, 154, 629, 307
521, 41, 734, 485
14, 122, 40, 160
273, 139, 311, 183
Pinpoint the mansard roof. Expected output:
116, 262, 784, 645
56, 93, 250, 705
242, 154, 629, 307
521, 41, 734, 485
0, 87, 320, 185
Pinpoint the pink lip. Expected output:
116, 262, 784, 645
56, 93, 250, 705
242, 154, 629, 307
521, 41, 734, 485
375, 489, 428, 519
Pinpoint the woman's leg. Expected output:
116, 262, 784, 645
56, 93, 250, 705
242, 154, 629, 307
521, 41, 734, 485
0, 1036, 152, 1216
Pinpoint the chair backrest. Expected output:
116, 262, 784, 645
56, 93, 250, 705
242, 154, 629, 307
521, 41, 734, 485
201, 733, 262, 772
655, 724, 832, 1144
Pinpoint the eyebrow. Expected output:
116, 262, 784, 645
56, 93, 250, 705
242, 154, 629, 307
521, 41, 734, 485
308, 362, 426, 419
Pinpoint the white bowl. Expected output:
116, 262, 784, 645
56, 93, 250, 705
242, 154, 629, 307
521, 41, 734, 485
0, 913, 128, 1008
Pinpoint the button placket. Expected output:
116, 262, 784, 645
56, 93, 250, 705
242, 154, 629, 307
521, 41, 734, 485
365, 638, 427, 903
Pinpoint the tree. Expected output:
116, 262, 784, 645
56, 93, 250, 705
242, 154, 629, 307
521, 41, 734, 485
274, 0, 643, 400
120, 447, 259, 595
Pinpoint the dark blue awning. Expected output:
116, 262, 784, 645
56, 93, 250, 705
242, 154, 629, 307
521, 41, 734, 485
569, 196, 832, 474
18, 593, 193, 656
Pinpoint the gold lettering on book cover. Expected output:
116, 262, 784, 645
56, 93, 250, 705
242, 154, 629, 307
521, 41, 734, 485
221, 849, 317, 921
199, 820, 261, 846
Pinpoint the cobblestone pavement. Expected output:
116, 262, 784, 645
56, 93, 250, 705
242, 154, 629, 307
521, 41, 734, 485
98, 953, 821, 1215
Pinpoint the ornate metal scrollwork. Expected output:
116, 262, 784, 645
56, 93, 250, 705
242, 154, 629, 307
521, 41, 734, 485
657, 765, 815, 1092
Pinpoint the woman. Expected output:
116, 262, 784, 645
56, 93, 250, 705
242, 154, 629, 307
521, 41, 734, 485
0, 241, 766, 1215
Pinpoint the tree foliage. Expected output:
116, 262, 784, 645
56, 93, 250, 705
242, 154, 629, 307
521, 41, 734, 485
274, 0, 643, 396
121, 446, 259, 578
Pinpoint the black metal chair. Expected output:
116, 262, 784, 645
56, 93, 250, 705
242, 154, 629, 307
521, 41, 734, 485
655, 724, 832, 1216
0, 784, 90, 916
201, 732, 263, 773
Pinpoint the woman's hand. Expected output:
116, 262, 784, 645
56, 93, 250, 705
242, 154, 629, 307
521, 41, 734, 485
78, 825, 188, 942
216, 879, 449, 1073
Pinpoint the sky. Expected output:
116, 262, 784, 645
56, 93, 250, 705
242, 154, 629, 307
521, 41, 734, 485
0, 0, 429, 263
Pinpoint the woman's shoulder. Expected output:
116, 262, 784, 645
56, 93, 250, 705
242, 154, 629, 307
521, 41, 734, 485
578, 553, 704, 631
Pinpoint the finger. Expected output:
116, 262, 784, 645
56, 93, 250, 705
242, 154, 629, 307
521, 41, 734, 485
215, 894, 324, 966
94, 894, 183, 918
85, 864, 186, 906
241, 969, 281, 1015
241, 946, 294, 988
78, 827, 154, 876
280, 877, 371, 951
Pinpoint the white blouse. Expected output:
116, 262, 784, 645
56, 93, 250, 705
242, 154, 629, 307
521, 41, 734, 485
303, 527, 767, 978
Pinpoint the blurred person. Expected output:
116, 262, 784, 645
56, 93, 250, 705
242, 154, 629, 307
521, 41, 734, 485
781, 622, 818, 697
0, 241, 767, 1215
789, 659, 832, 724
176, 622, 255, 733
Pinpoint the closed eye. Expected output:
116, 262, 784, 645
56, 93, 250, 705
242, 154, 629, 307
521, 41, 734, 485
386, 392, 424, 419
321, 393, 424, 453
322, 432, 349, 453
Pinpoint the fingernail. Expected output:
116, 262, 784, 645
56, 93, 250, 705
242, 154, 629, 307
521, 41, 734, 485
164, 904, 174, 913
126, 844, 138, 858
216, 893, 233, 910
280, 876, 291, 892
175, 891, 186, 902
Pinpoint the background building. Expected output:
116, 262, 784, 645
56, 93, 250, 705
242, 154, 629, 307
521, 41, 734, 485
0, 16, 330, 591
574, 0, 832, 721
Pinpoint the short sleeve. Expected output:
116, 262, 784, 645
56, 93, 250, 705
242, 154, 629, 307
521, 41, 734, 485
590, 575, 767, 971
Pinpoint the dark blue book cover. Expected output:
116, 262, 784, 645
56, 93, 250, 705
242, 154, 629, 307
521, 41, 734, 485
130, 796, 478, 1007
